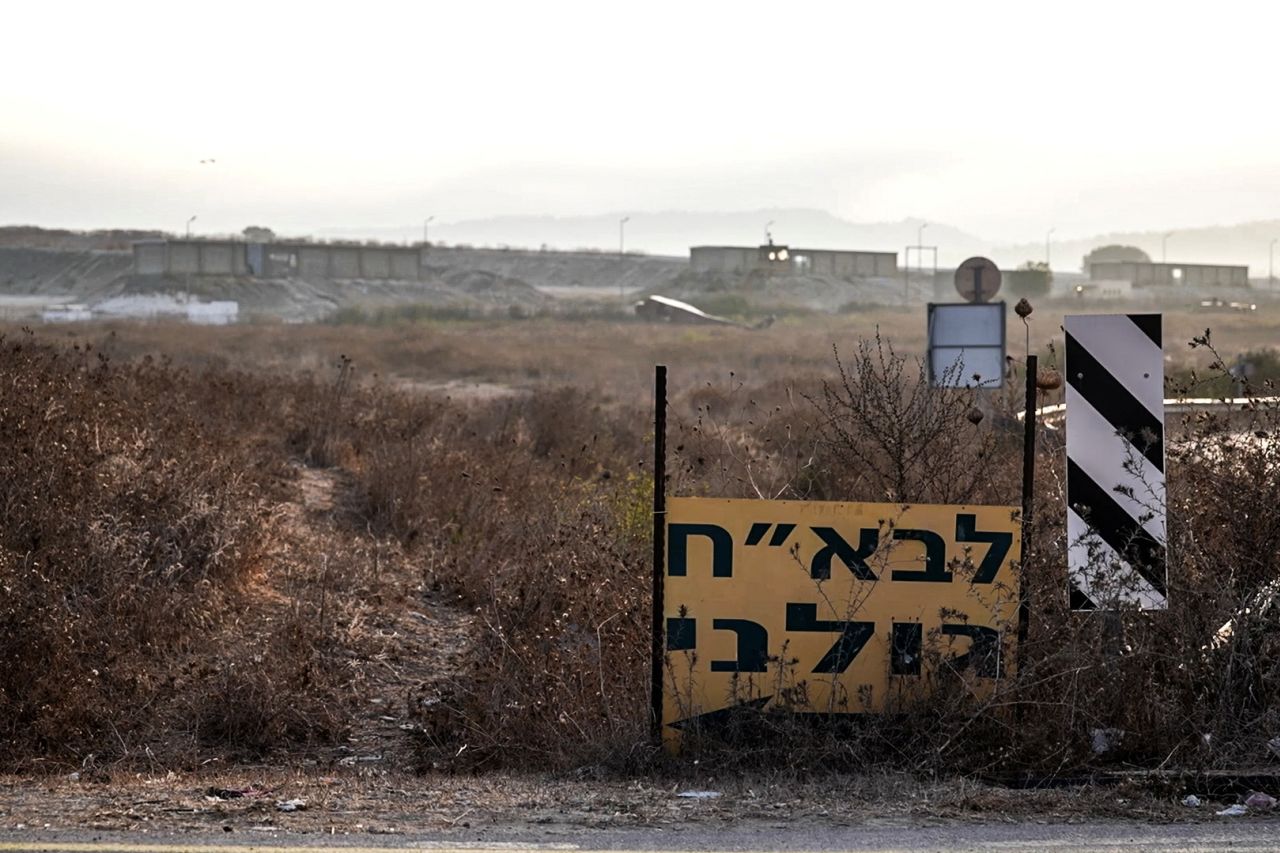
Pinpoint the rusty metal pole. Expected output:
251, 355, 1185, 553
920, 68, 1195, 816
1017, 355, 1038, 666
650, 365, 667, 742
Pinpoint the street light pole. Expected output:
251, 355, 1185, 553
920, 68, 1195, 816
186, 215, 197, 238
1046, 227, 1056, 269
423, 215, 434, 246
1162, 231, 1173, 264
619, 216, 630, 258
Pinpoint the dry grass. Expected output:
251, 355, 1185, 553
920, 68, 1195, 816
3, 306, 1280, 778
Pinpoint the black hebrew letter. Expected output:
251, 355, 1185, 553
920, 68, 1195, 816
941, 624, 1002, 677
785, 602, 875, 673
668, 523, 733, 577
955, 514, 1012, 584
809, 527, 879, 580
710, 619, 769, 672
890, 528, 950, 582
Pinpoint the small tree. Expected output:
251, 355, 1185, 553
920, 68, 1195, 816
1007, 260, 1052, 298
1082, 244, 1150, 271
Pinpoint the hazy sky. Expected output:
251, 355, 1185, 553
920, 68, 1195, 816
4, 0, 1279, 244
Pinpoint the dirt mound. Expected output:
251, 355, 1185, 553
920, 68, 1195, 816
441, 268, 546, 304
664, 269, 929, 312
0, 248, 132, 296
429, 246, 684, 293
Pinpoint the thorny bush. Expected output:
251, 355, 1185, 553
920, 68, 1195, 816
0, 336, 353, 768
7, 325, 1280, 778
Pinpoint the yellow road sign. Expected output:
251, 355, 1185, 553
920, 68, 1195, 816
662, 497, 1021, 748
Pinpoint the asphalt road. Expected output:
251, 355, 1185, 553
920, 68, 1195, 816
2, 821, 1279, 852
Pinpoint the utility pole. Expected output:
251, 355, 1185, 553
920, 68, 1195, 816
765, 220, 775, 244
423, 215, 434, 246
619, 216, 630, 257
1162, 231, 1173, 264
1045, 227, 1056, 269
186, 215, 197, 238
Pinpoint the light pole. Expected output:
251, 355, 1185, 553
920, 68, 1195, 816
918, 221, 928, 250
1045, 227, 1056, 269
423, 216, 434, 246
185, 215, 197, 238
1162, 231, 1173, 263
619, 216, 630, 257
765, 220, 775, 244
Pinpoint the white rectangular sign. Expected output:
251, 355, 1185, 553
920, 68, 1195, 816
927, 302, 1006, 388
1064, 313, 1167, 610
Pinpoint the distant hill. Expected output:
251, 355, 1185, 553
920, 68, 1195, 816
996, 221, 1280, 277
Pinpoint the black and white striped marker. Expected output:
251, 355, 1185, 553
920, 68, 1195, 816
1065, 314, 1167, 610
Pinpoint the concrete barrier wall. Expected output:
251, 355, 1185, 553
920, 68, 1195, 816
360, 249, 392, 279
132, 240, 423, 279
330, 248, 360, 278
169, 243, 200, 274
299, 247, 331, 278
264, 248, 298, 278
390, 251, 419, 280
694, 245, 897, 278
199, 243, 236, 275
134, 242, 167, 274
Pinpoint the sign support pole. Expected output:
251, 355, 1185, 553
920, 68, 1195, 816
1017, 355, 1037, 660
650, 364, 667, 743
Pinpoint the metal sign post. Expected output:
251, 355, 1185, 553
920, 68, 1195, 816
650, 365, 667, 741
1017, 354, 1038, 664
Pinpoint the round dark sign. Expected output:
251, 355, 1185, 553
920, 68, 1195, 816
954, 256, 1002, 303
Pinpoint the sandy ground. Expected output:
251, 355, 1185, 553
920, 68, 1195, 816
0, 768, 1245, 837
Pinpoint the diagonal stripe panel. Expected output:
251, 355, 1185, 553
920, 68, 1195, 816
1065, 313, 1167, 611
1065, 331, 1164, 473
1067, 507, 1166, 610
1067, 459, 1167, 598
1065, 314, 1164, 419
1127, 313, 1162, 348
1066, 390, 1166, 544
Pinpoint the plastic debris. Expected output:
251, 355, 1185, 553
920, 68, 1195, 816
1090, 727, 1125, 755
676, 790, 722, 799
277, 799, 307, 812
1182, 795, 1202, 807
1245, 792, 1276, 811
206, 785, 270, 801
1216, 804, 1248, 817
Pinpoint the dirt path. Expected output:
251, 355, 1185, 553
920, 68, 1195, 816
248, 462, 478, 772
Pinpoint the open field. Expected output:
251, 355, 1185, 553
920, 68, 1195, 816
18, 303, 1280, 396
1, 304, 1279, 794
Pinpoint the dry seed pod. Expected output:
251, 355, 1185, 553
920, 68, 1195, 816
1036, 368, 1063, 391
967, 407, 985, 425
1014, 298, 1034, 318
